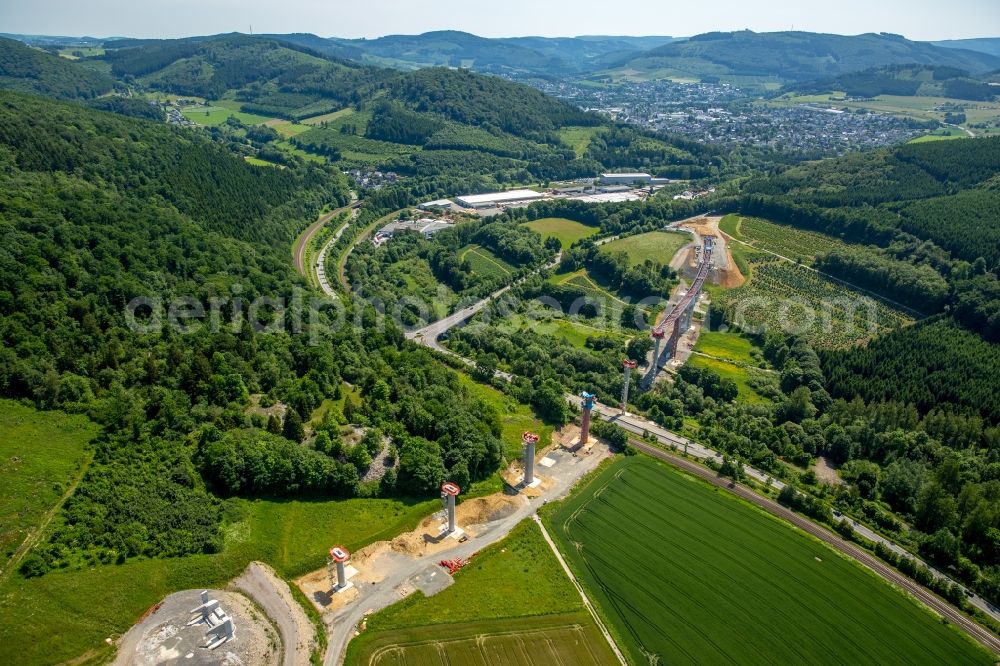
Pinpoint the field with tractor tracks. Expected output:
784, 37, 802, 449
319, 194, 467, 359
543, 456, 992, 666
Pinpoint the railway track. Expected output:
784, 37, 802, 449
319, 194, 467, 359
629, 439, 1000, 656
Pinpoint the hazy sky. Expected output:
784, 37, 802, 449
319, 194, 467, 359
2, 0, 998, 41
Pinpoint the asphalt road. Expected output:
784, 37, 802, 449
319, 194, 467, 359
292, 200, 360, 279
322, 441, 610, 666
396, 228, 1000, 651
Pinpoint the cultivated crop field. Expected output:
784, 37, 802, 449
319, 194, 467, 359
545, 456, 992, 666
346, 521, 617, 666
600, 230, 689, 265
717, 257, 911, 348
354, 614, 612, 666
722, 215, 853, 265
521, 217, 598, 248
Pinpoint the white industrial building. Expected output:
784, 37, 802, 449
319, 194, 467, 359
600, 172, 652, 185
455, 189, 546, 209
419, 198, 454, 210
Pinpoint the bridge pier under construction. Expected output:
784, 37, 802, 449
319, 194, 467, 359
642, 235, 714, 388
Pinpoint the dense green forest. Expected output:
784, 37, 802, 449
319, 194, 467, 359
0, 37, 114, 99
0, 92, 513, 575
347, 216, 558, 325
791, 64, 998, 100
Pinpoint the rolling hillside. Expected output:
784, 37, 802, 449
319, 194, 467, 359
932, 37, 1000, 59
0, 37, 114, 99
790, 64, 998, 101
607, 30, 1000, 83
328, 31, 677, 75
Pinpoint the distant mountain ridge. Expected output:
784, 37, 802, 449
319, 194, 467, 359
4, 29, 999, 87
607, 30, 1000, 83
932, 38, 1000, 59
326, 30, 678, 75
0, 36, 114, 99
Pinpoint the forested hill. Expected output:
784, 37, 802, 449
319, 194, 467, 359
789, 64, 998, 101
324, 31, 677, 75
0, 90, 517, 578
94, 34, 599, 134
733, 135, 1000, 339
613, 30, 1000, 82
0, 36, 114, 99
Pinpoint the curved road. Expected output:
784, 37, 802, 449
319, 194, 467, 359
293, 200, 360, 280
408, 290, 1000, 653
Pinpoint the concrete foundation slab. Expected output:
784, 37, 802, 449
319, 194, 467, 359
437, 524, 465, 540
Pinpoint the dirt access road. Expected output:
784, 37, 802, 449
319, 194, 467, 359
234, 562, 315, 666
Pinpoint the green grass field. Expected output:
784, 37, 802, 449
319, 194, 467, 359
0, 402, 440, 665
521, 217, 598, 249
496, 313, 623, 351
455, 374, 551, 461
688, 354, 769, 404
600, 230, 689, 265
459, 245, 514, 279
722, 215, 855, 265
244, 156, 282, 167
692, 329, 757, 365
0, 401, 99, 574
346, 520, 617, 666
179, 103, 274, 127
544, 456, 993, 666
557, 126, 601, 157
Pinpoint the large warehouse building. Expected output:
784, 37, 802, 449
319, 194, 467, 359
600, 172, 652, 185
455, 189, 546, 209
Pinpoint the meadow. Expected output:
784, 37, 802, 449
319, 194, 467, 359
544, 456, 993, 666
687, 354, 770, 405
494, 312, 625, 351
0, 399, 441, 665
345, 520, 617, 666
691, 329, 758, 365
600, 230, 689, 265
455, 373, 551, 461
0, 401, 99, 575
557, 126, 601, 157
520, 217, 598, 249
179, 101, 274, 127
